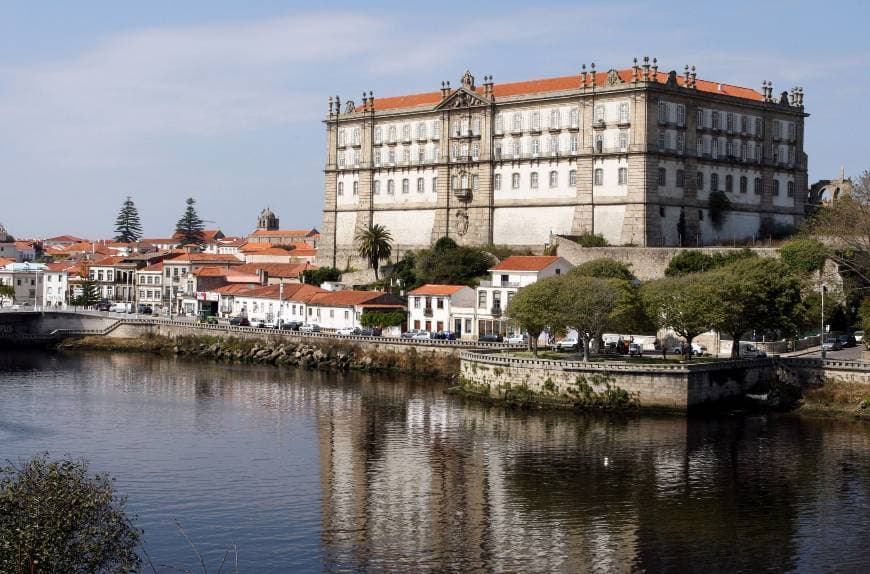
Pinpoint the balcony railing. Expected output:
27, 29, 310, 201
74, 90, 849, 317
479, 280, 520, 288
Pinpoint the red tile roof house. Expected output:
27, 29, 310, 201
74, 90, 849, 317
224, 283, 325, 324
407, 284, 475, 336
462, 256, 573, 339
306, 290, 406, 333
247, 228, 320, 248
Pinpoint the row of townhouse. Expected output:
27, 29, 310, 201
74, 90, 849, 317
209, 281, 405, 331
406, 256, 573, 339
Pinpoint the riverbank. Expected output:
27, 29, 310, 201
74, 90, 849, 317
59, 333, 459, 380
797, 380, 870, 419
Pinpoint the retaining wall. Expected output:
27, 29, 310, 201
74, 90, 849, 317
459, 351, 776, 411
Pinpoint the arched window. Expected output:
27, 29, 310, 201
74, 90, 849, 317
619, 168, 628, 185
773, 179, 780, 196
353, 181, 359, 196
530, 172, 539, 189
417, 178, 424, 193
725, 174, 733, 193
711, 173, 719, 191
494, 173, 501, 190
511, 173, 520, 189
739, 176, 747, 194
337, 182, 344, 196
402, 178, 409, 193
549, 171, 558, 187
754, 177, 762, 195
387, 180, 395, 194
618, 131, 628, 151
569, 169, 577, 186
372, 179, 380, 194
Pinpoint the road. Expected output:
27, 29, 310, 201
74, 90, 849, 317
797, 345, 864, 360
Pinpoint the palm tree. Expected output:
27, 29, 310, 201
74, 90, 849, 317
357, 224, 393, 280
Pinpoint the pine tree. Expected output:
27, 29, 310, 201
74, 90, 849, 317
113, 196, 143, 243
76, 278, 99, 307
175, 197, 205, 246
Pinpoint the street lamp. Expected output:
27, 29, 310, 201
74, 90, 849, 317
821, 284, 827, 359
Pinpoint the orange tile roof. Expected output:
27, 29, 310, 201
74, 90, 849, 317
368, 68, 764, 112
229, 283, 325, 302
139, 262, 164, 272
213, 284, 260, 295
490, 256, 561, 272
171, 229, 223, 241
193, 266, 256, 278
249, 229, 319, 238
0, 257, 16, 267
309, 290, 404, 308
163, 253, 242, 264
13, 241, 35, 249
409, 284, 470, 296
90, 256, 133, 267
236, 262, 316, 278
244, 247, 297, 256
46, 235, 86, 243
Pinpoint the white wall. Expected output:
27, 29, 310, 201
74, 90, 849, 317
594, 205, 627, 245
373, 210, 436, 246
492, 206, 574, 245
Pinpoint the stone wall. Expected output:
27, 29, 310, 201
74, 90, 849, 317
552, 238, 780, 280
459, 351, 775, 411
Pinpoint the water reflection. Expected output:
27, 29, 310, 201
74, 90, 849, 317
0, 351, 868, 572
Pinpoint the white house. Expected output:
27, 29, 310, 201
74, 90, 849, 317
306, 290, 405, 331
406, 284, 475, 335
228, 283, 325, 324
462, 255, 573, 337
43, 262, 72, 308
0, 262, 46, 306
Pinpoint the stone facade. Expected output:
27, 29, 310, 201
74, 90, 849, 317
318, 61, 809, 267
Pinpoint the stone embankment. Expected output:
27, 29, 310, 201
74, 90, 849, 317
62, 334, 459, 379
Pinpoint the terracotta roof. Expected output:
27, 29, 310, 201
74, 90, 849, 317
13, 241, 35, 249
309, 290, 404, 308
0, 257, 16, 267
163, 253, 242, 264
236, 262, 316, 278
367, 68, 764, 112
193, 266, 256, 278
171, 229, 223, 241
490, 256, 561, 272
249, 229, 319, 238
45, 262, 74, 272
213, 284, 260, 295
139, 262, 164, 272
230, 283, 325, 302
46, 235, 85, 243
243, 247, 297, 257
409, 284, 470, 296
139, 238, 178, 245
90, 256, 133, 267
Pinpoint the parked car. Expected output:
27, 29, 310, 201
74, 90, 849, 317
837, 334, 856, 348
137, 304, 152, 315
854, 330, 865, 343
229, 316, 250, 327
110, 302, 132, 313
336, 327, 360, 336
299, 324, 320, 333
628, 342, 643, 356
401, 329, 419, 339
555, 337, 579, 351
506, 333, 528, 345
96, 300, 112, 311
479, 333, 503, 343
692, 342, 708, 356
359, 327, 382, 337
740, 344, 768, 358
199, 315, 218, 325
432, 331, 457, 340
412, 331, 432, 340
279, 321, 302, 331
821, 338, 843, 352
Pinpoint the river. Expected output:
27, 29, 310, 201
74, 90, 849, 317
1, 350, 868, 572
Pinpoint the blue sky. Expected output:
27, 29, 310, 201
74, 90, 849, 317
1, 0, 868, 239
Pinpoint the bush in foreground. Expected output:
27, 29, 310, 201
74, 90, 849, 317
0, 455, 140, 573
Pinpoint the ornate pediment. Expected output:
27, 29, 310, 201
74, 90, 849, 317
605, 69, 624, 87
435, 87, 489, 110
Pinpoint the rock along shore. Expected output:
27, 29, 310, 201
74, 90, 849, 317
60, 333, 459, 380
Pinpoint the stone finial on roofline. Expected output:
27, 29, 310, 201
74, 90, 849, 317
642, 56, 650, 81
632, 58, 639, 83
650, 58, 658, 82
